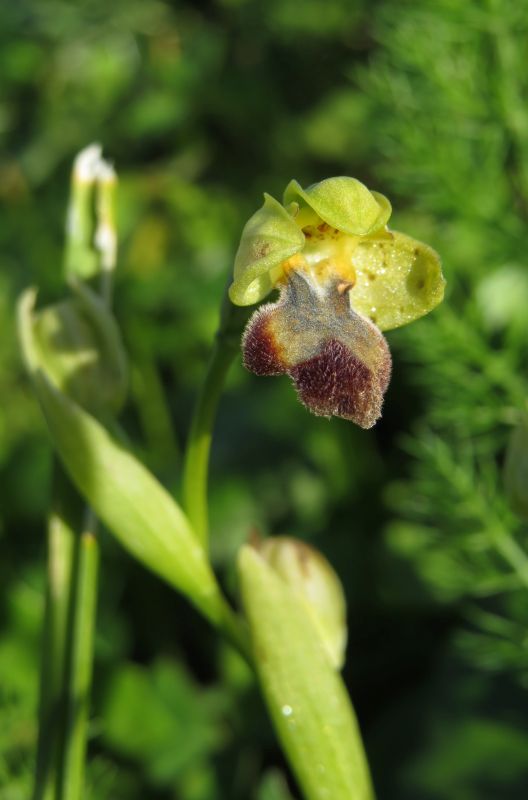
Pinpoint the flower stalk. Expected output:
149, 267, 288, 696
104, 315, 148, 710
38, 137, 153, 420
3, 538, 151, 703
182, 286, 250, 546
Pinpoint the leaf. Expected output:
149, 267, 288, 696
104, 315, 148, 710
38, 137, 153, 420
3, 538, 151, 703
17, 289, 225, 624
103, 659, 227, 785
238, 546, 374, 800
229, 194, 305, 306
256, 769, 295, 800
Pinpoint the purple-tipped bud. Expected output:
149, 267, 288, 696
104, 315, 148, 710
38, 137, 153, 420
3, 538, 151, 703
242, 268, 391, 428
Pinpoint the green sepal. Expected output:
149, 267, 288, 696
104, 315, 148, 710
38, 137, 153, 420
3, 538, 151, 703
283, 177, 392, 236
32, 278, 127, 417
229, 194, 305, 306
18, 289, 226, 625
350, 230, 445, 331
238, 545, 374, 800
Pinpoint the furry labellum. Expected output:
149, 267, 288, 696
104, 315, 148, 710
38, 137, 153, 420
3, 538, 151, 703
243, 268, 391, 428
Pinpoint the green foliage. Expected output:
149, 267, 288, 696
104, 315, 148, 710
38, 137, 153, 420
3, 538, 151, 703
2, 0, 528, 797
102, 658, 228, 791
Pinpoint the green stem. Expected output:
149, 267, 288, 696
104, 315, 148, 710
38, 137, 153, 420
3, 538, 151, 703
59, 510, 99, 800
182, 341, 238, 545
182, 286, 249, 546
33, 466, 77, 800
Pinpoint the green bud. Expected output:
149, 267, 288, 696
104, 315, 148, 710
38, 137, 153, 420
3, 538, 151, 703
26, 280, 127, 417
504, 415, 528, 520
258, 537, 347, 669
238, 545, 374, 800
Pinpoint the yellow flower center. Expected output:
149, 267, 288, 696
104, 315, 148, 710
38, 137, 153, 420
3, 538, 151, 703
275, 222, 359, 290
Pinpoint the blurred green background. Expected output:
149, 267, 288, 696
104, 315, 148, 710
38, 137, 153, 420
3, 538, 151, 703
2, 0, 528, 798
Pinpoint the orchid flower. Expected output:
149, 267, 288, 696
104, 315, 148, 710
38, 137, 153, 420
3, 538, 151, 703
229, 177, 445, 428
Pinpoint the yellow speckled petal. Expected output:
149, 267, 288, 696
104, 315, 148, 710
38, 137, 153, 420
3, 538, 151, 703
229, 193, 305, 306
283, 177, 392, 236
349, 231, 445, 331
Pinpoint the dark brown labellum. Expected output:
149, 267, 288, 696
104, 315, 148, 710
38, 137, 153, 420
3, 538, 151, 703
241, 269, 392, 428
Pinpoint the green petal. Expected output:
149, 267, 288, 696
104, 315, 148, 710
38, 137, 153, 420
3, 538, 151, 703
229, 194, 305, 306
349, 230, 445, 331
283, 177, 392, 236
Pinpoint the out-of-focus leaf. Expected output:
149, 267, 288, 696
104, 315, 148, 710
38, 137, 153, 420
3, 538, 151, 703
405, 718, 528, 799
256, 769, 295, 800
17, 289, 226, 624
504, 415, 528, 521
103, 659, 227, 786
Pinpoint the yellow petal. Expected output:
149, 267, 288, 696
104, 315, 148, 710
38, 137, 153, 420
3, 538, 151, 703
349, 230, 445, 331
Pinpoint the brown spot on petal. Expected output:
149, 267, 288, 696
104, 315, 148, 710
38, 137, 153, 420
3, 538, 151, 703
242, 306, 287, 376
290, 338, 391, 428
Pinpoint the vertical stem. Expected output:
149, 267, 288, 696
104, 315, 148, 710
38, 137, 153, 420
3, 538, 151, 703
181, 286, 250, 546
59, 511, 99, 800
181, 340, 238, 545
33, 468, 76, 800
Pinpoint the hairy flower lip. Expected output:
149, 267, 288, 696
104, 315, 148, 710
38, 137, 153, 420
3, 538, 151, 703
290, 337, 390, 428
242, 268, 392, 428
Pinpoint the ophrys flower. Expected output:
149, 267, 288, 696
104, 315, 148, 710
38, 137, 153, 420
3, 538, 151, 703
229, 177, 445, 428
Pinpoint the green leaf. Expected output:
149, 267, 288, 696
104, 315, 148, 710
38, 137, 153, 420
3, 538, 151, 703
103, 659, 227, 786
18, 289, 225, 625
238, 546, 374, 800
350, 230, 445, 331
229, 193, 305, 306
283, 177, 391, 236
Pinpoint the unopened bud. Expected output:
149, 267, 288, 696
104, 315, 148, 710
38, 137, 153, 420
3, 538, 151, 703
504, 415, 528, 520
257, 536, 347, 669
29, 280, 127, 417
65, 143, 118, 290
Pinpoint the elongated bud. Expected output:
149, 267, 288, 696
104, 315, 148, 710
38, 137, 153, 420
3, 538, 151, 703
238, 545, 374, 799
65, 143, 118, 299
504, 415, 528, 520
257, 537, 347, 669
